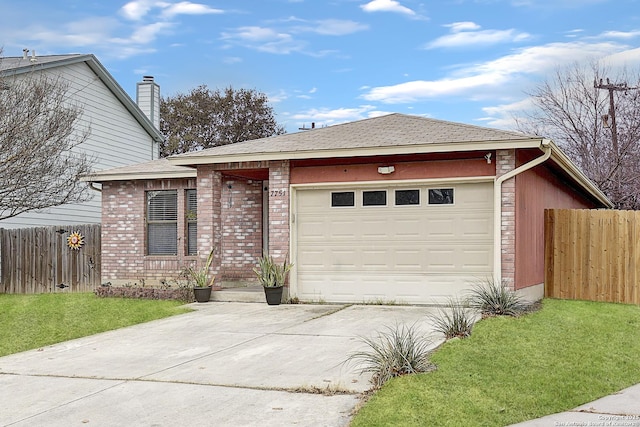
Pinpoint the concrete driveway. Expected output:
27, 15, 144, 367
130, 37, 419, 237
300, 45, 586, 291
0, 302, 442, 427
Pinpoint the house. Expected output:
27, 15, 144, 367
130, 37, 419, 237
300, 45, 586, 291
0, 50, 163, 228
85, 113, 612, 304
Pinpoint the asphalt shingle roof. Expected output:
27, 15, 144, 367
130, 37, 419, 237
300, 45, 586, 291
171, 113, 541, 160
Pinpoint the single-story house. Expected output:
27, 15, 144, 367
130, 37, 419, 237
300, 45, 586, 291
86, 113, 612, 304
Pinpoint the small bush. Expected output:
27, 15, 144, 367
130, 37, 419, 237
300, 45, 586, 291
347, 323, 435, 388
467, 278, 529, 317
430, 298, 475, 339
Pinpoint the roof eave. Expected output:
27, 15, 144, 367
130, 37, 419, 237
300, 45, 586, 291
2, 54, 164, 143
82, 170, 197, 182
546, 142, 613, 208
168, 138, 544, 166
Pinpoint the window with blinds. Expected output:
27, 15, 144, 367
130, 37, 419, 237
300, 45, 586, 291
147, 190, 178, 255
186, 189, 197, 256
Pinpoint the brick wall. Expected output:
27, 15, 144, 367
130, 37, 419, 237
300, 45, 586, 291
496, 149, 516, 289
220, 177, 263, 280
268, 160, 291, 264
101, 178, 196, 285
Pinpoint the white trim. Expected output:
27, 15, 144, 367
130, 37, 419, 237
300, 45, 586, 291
81, 170, 197, 182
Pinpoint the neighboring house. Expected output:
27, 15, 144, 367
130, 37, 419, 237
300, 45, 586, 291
86, 113, 612, 304
0, 51, 163, 228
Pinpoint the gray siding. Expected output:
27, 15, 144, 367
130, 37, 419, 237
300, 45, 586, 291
0, 62, 158, 228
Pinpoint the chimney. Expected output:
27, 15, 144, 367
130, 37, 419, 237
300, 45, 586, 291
136, 75, 160, 131
22, 48, 29, 59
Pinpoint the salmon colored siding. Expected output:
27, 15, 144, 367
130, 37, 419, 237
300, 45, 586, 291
514, 150, 597, 289
290, 157, 494, 184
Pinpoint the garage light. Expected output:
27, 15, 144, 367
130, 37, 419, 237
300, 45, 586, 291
377, 166, 395, 175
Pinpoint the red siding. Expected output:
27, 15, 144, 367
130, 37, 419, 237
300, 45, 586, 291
290, 157, 494, 184
514, 150, 597, 289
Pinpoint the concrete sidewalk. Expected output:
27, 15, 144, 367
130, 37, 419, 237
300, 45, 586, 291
0, 302, 442, 427
508, 384, 640, 427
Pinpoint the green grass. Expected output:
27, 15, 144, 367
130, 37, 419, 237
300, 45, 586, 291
0, 293, 192, 357
351, 299, 640, 427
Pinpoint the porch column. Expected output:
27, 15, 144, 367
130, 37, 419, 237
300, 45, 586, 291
268, 160, 291, 263
496, 149, 516, 289
197, 165, 222, 275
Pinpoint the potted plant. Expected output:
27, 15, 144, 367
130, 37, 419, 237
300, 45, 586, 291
183, 249, 216, 303
253, 254, 292, 305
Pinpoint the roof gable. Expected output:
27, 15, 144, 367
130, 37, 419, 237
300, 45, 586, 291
0, 53, 163, 143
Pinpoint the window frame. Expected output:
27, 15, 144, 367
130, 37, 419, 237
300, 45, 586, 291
330, 191, 356, 208
394, 189, 421, 206
362, 190, 387, 207
185, 189, 197, 256
427, 188, 455, 206
146, 190, 178, 256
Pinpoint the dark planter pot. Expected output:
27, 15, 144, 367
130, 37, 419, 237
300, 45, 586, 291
263, 286, 283, 305
193, 286, 212, 303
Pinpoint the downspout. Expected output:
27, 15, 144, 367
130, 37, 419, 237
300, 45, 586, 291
493, 139, 552, 286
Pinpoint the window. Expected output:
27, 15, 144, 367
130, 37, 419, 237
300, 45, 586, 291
147, 190, 177, 255
428, 188, 454, 205
395, 189, 420, 206
331, 191, 355, 207
186, 189, 197, 256
363, 190, 387, 206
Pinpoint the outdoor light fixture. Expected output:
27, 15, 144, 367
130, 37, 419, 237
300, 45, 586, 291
484, 153, 492, 164
377, 166, 395, 175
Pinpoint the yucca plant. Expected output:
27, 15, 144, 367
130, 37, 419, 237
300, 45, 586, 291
429, 297, 476, 339
467, 278, 529, 317
347, 323, 435, 388
253, 253, 292, 287
183, 249, 216, 288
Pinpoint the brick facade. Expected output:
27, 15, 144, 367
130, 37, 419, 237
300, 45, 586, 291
101, 161, 286, 286
496, 149, 516, 289
101, 178, 197, 285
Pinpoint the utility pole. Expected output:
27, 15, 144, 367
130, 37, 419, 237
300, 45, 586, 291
594, 78, 639, 204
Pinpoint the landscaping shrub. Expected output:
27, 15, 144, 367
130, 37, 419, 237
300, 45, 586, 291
429, 298, 475, 339
467, 278, 529, 317
347, 323, 435, 388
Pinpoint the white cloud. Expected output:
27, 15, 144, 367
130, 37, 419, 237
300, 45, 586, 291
426, 22, 530, 49
120, 1, 223, 20
362, 41, 632, 103
290, 105, 391, 127
597, 30, 640, 40
360, 0, 416, 16
161, 2, 224, 18
309, 19, 369, 36
221, 26, 306, 54
446, 22, 481, 32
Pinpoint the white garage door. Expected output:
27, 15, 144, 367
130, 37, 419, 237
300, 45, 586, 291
294, 182, 493, 304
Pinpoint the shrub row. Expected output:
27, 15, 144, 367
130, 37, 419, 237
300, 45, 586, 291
94, 285, 193, 302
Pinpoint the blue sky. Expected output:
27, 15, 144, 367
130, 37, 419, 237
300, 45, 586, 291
1, 0, 640, 133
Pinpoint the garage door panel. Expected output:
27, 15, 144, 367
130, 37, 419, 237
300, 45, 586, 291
295, 182, 493, 304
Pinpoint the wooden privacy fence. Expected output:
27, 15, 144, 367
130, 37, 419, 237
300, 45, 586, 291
545, 209, 640, 305
0, 224, 101, 294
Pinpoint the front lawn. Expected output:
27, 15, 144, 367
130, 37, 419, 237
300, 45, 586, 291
351, 299, 640, 426
0, 293, 191, 357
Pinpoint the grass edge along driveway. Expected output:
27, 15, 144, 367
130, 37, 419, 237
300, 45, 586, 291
351, 299, 640, 427
0, 293, 191, 357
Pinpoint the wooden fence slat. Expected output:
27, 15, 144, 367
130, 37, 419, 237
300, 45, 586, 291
0, 224, 101, 294
545, 209, 640, 305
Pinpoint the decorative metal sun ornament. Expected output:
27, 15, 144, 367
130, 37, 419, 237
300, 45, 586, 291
67, 231, 85, 250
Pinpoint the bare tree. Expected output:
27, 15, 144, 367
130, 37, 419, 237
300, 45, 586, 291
160, 85, 286, 156
0, 67, 94, 221
516, 62, 640, 209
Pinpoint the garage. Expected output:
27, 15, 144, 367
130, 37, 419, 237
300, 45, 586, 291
293, 181, 494, 304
